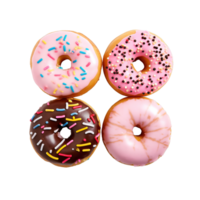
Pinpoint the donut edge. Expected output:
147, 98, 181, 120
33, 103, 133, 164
102, 96, 172, 166
103, 30, 173, 97
30, 97, 101, 168
30, 30, 102, 98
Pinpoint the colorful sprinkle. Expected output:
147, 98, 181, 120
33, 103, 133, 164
40, 74, 44, 78
80, 73, 87, 76
66, 42, 70, 45
85, 48, 89, 50
56, 36, 62, 41
47, 54, 55, 60
67, 140, 74, 146
71, 112, 78, 116
56, 115, 65, 118
69, 123, 77, 129
82, 77, 86, 80
70, 85, 74, 93
45, 109, 54, 112
80, 51, 86, 54
48, 47, 56, 51
37, 58, 43, 64
86, 62, 91, 67
56, 145, 67, 154
63, 45, 66, 52
46, 152, 59, 160
73, 60, 77, 63
33, 124, 40, 129
56, 108, 65, 112
82, 149, 90, 152
75, 77, 79, 81
80, 67, 86, 72
62, 122, 68, 127
63, 35, 67, 41
43, 66, 49, 70
42, 40, 47, 44
76, 127, 88, 133
76, 142, 91, 147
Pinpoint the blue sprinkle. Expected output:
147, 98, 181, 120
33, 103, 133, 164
62, 122, 68, 127
58, 67, 63, 69
66, 42, 70, 45
80, 51, 86, 54
65, 86, 70, 89
56, 36, 62, 41
46, 121, 49, 124
73, 60, 77, 63
80, 67, 86, 72
63, 83, 67, 85
71, 112, 78, 116
33, 124, 40, 129
75, 77, 79, 81
63, 35, 67, 41
70, 85, 74, 93
82, 77, 86, 80
37, 58, 43, 64
56, 108, 65, 111
40, 74, 44, 78
48, 47, 56, 51
69, 49, 71, 52
80, 73, 87, 76
31, 115, 35, 121
63, 45, 66, 52
85, 48, 89, 50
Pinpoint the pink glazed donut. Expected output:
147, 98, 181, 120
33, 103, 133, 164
103, 30, 173, 96
102, 97, 171, 166
30, 31, 102, 98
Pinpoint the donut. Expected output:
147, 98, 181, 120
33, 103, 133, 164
103, 30, 173, 96
102, 97, 171, 166
29, 98, 100, 167
30, 31, 102, 98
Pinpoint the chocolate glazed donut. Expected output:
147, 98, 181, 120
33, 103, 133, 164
29, 98, 100, 167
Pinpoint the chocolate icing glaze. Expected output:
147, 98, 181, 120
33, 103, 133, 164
29, 98, 100, 167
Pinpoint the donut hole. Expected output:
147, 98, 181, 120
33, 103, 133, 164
133, 125, 144, 141
132, 56, 151, 73
57, 55, 72, 70
60, 127, 71, 139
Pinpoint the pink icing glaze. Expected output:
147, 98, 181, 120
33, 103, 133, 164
31, 31, 99, 97
105, 30, 173, 96
103, 97, 171, 166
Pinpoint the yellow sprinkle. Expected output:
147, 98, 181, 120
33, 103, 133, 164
77, 46, 82, 49
42, 40, 47, 44
66, 116, 82, 121
76, 142, 91, 147
62, 75, 69, 79
48, 69, 54, 72
68, 99, 72, 103
60, 90, 64, 93
68, 103, 79, 107
57, 84, 61, 88
76, 148, 80, 152
75, 84, 78, 87
77, 35, 80, 38
78, 39, 81, 43
56, 145, 67, 154
46, 152, 59, 160
45, 109, 54, 112
82, 149, 90, 152
75, 67, 79, 70
76, 127, 88, 133
73, 71, 75, 76
53, 88, 57, 94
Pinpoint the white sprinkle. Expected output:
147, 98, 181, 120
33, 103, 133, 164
33, 116, 43, 123
40, 144, 44, 151
93, 145, 96, 147
32, 132, 37, 139
49, 150, 52, 153
54, 139, 65, 149
72, 148, 74, 150
54, 128, 59, 133
85, 131, 94, 135
66, 102, 68, 109
50, 117, 57, 121
82, 122, 94, 127
30, 132, 33, 135
78, 107, 89, 113
37, 140, 42, 146
44, 127, 52, 130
